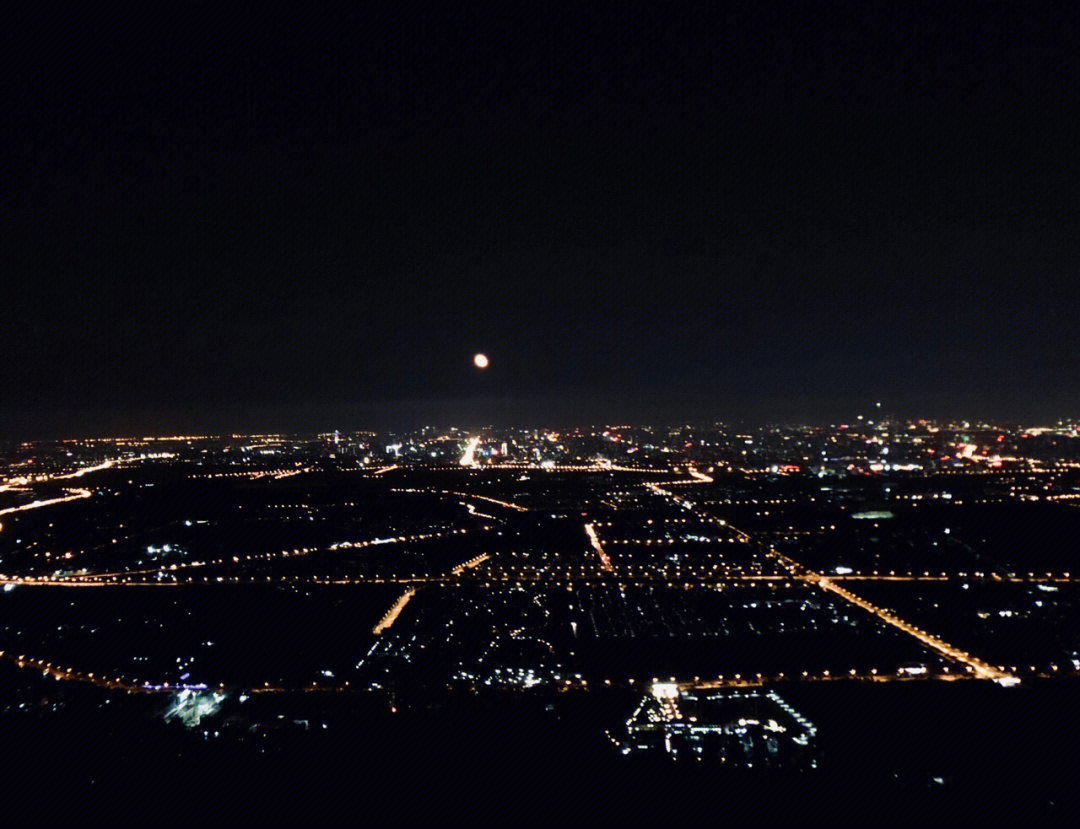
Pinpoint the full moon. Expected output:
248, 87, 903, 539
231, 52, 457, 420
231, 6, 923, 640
473, 353, 489, 369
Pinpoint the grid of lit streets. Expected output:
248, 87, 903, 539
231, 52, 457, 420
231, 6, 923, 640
5, 423, 1080, 717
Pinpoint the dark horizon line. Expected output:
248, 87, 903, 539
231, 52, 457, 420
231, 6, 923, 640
2, 392, 1078, 442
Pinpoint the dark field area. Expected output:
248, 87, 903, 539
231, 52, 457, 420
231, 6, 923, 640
4, 661, 1079, 818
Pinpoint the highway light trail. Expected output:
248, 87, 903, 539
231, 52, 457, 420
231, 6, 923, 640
459, 436, 480, 467
645, 469, 1018, 684
56, 460, 117, 479
584, 523, 614, 571
0, 459, 1031, 695
0, 487, 92, 518
1, 459, 116, 489
815, 576, 1013, 681
448, 491, 530, 512
450, 554, 490, 575
373, 588, 417, 634
0, 646, 1000, 697
0, 650, 214, 694
10, 572, 1080, 588
55, 526, 487, 582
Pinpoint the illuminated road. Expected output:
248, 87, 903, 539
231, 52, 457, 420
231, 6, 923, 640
459, 436, 481, 467
7, 571, 1080, 589
53, 526, 487, 583
0, 487, 92, 518
0, 573, 794, 587
0, 459, 131, 528
815, 576, 1011, 681
1, 459, 116, 489
450, 554, 490, 575
584, 523, 614, 571
0, 645, 1027, 698
448, 491, 530, 512
372, 587, 417, 634
685, 466, 713, 483
0, 650, 218, 694
0, 460, 1030, 692
645, 468, 1019, 684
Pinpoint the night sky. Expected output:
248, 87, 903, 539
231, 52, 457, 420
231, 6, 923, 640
4, 2, 1080, 436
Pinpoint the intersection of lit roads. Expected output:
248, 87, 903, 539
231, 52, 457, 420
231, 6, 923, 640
1, 448, 1060, 695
